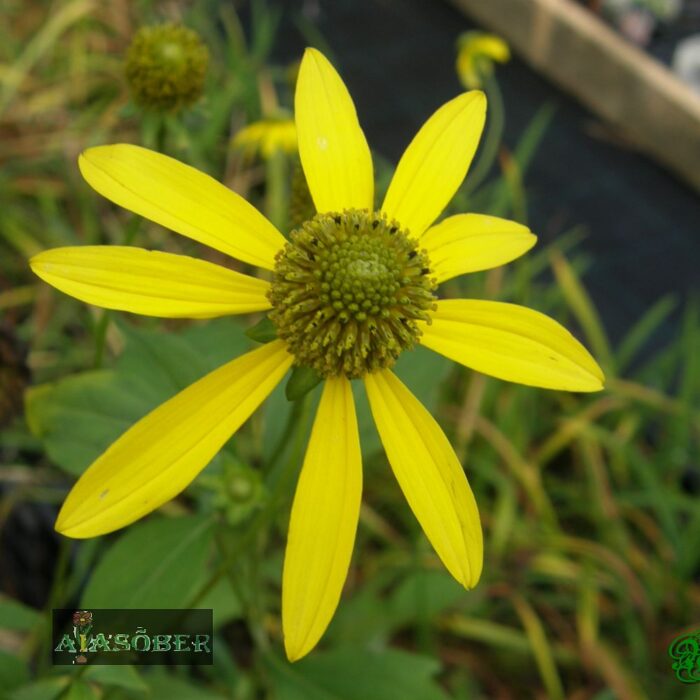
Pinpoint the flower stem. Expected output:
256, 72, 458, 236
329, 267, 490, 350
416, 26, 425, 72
265, 149, 288, 233
462, 72, 505, 195
265, 395, 307, 473
141, 112, 168, 152
34, 537, 71, 675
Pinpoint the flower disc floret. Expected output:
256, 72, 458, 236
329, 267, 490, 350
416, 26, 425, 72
269, 209, 437, 379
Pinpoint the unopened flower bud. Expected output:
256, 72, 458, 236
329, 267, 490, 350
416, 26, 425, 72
125, 23, 208, 113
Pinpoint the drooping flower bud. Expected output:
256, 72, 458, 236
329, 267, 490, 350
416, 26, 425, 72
456, 31, 510, 90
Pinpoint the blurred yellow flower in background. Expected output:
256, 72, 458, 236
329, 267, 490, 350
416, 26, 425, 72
232, 116, 298, 160
456, 31, 510, 89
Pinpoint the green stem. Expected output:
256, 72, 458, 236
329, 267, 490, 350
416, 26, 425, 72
414, 539, 433, 656
92, 311, 111, 369
248, 529, 270, 653
265, 150, 288, 233
265, 396, 306, 474
462, 72, 505, 196
156, 117, 168, 154
141, 112, 167, 152
35, 538, 71, 675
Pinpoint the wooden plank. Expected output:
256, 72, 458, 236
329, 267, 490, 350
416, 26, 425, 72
448, 0, 700, 191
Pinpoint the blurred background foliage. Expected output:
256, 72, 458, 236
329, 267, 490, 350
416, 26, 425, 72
1, 1, 699, 699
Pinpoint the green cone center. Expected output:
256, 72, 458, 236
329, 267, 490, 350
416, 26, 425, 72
268, 209, 437, 379
125, 24, 209, 113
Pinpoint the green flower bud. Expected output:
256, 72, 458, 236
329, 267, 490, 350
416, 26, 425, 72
125, 23, 208, 113
224, 462, 265, 525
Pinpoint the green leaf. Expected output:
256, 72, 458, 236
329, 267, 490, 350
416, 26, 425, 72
198, 577, 243, 629
83, 665, 147, 693
0, 596, 41, 631
81, 515, 214, 608
8, 678, 69, 700
25, 371, 146, 476
0, 651, 29, 693
616, 294, 676, 373
114, 323, 210, 402
266, 648, 450, 700
245, 316, 278, 343
324, 571, 398, 645
181, 318, 252, 368
63, 681, 98, 700
549, 249, 613, 373
145, 672, 229, 700
25, 321, 252, 476
388, 570, 468, 625
285, 365, 322, 401
486, 102, 555, 218
326, 570, 469, 646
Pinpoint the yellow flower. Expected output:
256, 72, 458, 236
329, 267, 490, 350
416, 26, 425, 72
456, 31, 510, 89
30, 48, 603, 662
232, 117, 298, 160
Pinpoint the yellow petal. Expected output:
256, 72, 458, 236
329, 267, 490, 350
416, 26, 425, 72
419, 300, 605, 392
467, 34, 510, 64
283, 376, 362, 661
30, 246, 271, 318
382, 91, 486, 237
422, 214, 536, 284
79, 144, 285, 269
56, 341, 293, 538
364, 370, 482, 588
295, 48, 373, 213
